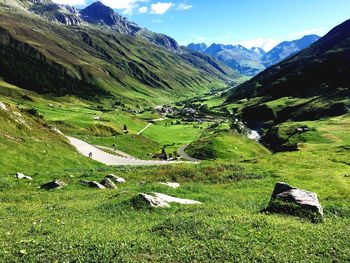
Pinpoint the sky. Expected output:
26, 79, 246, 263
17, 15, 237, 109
53, 0, 350, 51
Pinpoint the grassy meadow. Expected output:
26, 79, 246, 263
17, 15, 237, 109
0, 81, 350, 262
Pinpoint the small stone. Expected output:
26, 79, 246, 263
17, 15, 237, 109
265, 182, 323, 221
80, 180, 106, 189
16, 173, 33, 180
160, 182, 180, 188
100, 178, 117, 189
41, 180, 65, 190
105, 174, 126, 183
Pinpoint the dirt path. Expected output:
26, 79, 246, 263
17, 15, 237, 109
137, 117, 166, 135
66, 136, 179, 166
179, 144, 200, 162
137, 123, 152, 135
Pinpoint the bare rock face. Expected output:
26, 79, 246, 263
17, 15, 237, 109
265, 182, 323, 222
16, 173, 33, 180
105, 174, 126, 184
41, 180, 65, 190
100, 178, 117, 189
80, 180, 106, 189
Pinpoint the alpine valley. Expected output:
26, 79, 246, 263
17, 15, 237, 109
0, 0, 349, 262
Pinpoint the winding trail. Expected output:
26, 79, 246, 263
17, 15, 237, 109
179, 144, 200, 162
66, 136, 178, 166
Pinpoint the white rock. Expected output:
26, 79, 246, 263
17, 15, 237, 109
51, 126, 63, 135
160, 182, 180, 189
16, 173, 33, 180
105, 174, 126, 183
136, 193, 170, 208
154, 193, 201, 205
93, 116, 101, 120
0, 102, 8, 111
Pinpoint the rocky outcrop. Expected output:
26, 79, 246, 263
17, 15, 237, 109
41, 180, 65, 189
29, 1, 81, 26
265, 182, 323, 222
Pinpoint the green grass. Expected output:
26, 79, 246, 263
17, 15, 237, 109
0, 148, 350, 261
187, 130, 270, 160
1, 75, 350, 261
79, 134, 161, 160
141, 119, 208, 154
0, 101, 98, 175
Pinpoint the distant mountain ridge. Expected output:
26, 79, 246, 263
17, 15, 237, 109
188, 35, 320, 76
262, 34, 320, 67
226, 19, 350, 129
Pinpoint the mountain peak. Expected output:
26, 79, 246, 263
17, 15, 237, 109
80, 1, 120, 26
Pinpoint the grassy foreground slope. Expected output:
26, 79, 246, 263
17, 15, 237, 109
0, 141, 349, 261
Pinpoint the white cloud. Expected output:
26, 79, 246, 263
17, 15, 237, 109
234, 38, 281, 51
138, 6, 148, 13
288, 27, 327, 39
52, 0, 86, 5
151, 2, 173, 15
100, 0, 148, 14
177, 3, 192, 10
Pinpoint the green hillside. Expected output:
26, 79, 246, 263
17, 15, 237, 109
226, 19, 350, 126
0, 0, 237, 107
0, 95, 97, 174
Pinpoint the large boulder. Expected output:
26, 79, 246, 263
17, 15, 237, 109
100, 178, 117, 189
105, 174, 126, 183
80, 180, 106, 189
265, 182, 323, 222
16, 173, 33, 180
41, 180, 66, 190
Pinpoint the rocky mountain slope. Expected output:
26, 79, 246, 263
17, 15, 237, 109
188, 35, 320, 76
0, 0, 237, 106
225, 19, 350, 150
262, 34, 320, 67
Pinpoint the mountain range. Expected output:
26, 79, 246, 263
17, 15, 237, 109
0, 0, 237, 106
226, 19, 350, 149
188, 35, 320, 76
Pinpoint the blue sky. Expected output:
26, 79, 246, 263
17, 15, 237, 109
54, 0, 350, 51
